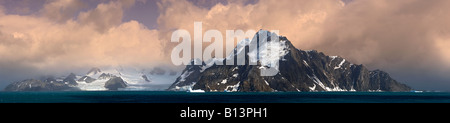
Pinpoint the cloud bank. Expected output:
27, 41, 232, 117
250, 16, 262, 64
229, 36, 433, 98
0, 0, 165, 87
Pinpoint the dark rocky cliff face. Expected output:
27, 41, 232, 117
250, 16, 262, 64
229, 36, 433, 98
168, 31, 411, 92
63, 73, 78, 86
104, 77, 127, 90
168, 60, 205, 91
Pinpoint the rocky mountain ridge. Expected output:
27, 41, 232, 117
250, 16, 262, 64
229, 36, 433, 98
168, 30, 411, 92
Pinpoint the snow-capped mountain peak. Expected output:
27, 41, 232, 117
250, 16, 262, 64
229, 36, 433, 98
168, 30, 411, 92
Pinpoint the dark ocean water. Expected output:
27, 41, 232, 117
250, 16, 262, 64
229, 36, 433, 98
1, 91, 450, 103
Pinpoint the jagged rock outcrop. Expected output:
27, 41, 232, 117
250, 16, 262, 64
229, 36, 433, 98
104, 77, 127, 90
78, 76, 96, 83
168, 60, 205, 91
98, 73, 116, 80
63, 73, 78, 86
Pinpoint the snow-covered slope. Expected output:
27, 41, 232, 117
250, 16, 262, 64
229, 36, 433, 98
74, 66, 179, 91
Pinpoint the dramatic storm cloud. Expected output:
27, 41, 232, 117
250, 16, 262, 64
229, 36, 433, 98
0, 0, 449, 90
